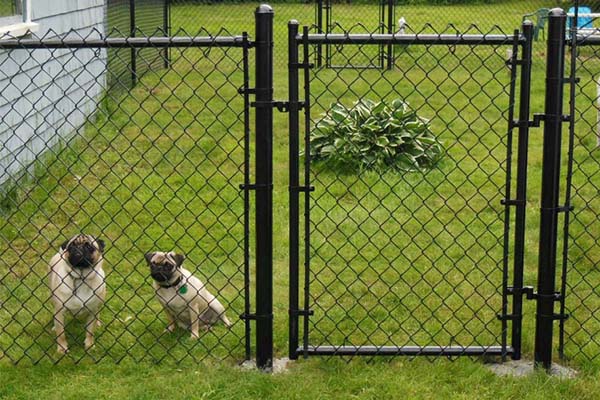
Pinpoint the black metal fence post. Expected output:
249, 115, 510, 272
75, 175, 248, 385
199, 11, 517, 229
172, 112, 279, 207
387, 0, 394, 70
378, 0, 384, 68
130, 0, 137, 86
316, 0, 323, 67
535, 8, 566, 370
163, 0, 170, 68
255, 3, 274, 371
288, 20, 300, 361
510, 20, 534, 361
325, 0, 331, 67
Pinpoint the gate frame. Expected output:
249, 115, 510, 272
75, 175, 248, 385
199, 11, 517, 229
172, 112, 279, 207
288, 23, 534, 360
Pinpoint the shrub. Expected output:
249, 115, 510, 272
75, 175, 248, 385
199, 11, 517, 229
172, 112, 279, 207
309, 99, 443, 172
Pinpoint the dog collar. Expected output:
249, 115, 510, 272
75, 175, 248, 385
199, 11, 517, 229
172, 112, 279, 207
158, 275, 183, 289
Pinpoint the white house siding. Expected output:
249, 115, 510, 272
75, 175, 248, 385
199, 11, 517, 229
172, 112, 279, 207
0, 0, 106, 185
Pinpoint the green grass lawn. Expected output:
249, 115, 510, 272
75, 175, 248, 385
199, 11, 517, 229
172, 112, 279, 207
2, 1, 600, 399
0, 0, 14, 18
3, 357, 600, 400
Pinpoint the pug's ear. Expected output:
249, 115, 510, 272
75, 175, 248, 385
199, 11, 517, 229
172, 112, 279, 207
172, 253, 185, 268
96, 238, 106, 252
60, 240, 69, 251
144, 252, 155, 265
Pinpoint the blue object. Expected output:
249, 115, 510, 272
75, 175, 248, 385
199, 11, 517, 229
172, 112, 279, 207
567, 6, 593, 30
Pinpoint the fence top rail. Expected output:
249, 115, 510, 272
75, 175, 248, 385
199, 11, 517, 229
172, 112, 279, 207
296, 33, 523, 46
0, 35, 251, 49
571, 34, 600, 46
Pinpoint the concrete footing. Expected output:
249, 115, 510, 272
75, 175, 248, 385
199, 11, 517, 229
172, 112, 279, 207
486, 359, 578, 378
239, 357, 290, 374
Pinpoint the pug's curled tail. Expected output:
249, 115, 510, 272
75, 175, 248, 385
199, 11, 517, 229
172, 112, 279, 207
221, 314, 233, 328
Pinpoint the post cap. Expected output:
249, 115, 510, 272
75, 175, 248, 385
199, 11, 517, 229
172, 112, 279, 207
548, 8, 566, 17
256, 4, 274, 14
522, 20, 534, 27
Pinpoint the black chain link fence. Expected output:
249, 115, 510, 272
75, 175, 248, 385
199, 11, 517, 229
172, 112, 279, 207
3, 1, 600, 370
0, 28, 251, 364
290, 24, 520, 356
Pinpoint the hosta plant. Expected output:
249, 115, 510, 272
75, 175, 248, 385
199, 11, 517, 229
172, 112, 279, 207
309, 99, 443, 172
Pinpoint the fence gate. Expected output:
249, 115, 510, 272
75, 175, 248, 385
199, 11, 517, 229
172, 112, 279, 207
288, 21, 535, 359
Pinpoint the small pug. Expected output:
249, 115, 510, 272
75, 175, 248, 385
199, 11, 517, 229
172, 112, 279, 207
145, 251, 232, 339
48, 234, 106, 354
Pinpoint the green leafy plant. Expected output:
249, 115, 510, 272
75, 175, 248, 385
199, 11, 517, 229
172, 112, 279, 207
309, 99, 443, 172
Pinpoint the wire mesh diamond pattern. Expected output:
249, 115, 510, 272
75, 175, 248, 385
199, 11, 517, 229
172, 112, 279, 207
563, 39, 600, 366
297, 25, 518, 354
0, 28, 250, 364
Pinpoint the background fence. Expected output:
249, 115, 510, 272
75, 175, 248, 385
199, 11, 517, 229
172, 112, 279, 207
167, 1, 570, 36
105, 0, 169, 89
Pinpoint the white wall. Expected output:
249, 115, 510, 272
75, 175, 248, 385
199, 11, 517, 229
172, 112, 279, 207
0, 0, 107, 185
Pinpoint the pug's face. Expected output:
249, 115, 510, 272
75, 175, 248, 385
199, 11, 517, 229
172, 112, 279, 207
61, 234, 105, 269
145, 252, 185, 284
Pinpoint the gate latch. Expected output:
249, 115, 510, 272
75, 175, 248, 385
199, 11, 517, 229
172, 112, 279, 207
524, 113, 572, 128
508, 286, 536, 300
289, 62, 315, 69
507, 286, 562, 301
497, 286, 564, 321
289, 309, 314, 317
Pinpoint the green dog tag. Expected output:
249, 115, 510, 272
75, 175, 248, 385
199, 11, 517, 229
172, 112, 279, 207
179, 285, 188, 295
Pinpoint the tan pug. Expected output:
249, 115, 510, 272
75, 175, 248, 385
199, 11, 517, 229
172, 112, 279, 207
48, 234, 106, 354
145, 251, 232, 339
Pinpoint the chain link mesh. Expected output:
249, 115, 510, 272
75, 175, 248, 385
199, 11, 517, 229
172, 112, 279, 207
295, 25, 518, 354
0, 28, 250, 364
4, 1, 600, 369
562, 35, 600, 368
